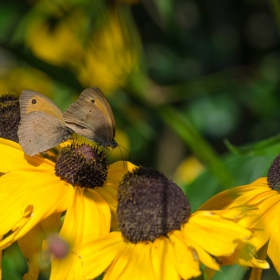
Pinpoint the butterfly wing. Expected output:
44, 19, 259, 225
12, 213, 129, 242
20, 89, 65, 123
18, 90, 72, 156
18, 111, 71, 156
63, 87, 116, 147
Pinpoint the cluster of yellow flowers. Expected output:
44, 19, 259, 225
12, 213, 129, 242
0, 91, 279, 280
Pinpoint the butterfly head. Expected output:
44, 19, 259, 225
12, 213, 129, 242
97, 138, 118, 149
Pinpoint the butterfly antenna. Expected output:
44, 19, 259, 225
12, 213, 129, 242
116, 144, 126, 169
118, 144, 133, 160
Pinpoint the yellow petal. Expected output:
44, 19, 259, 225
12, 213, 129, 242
228, 188, 276, 208
219, 241, 269, 269
50, 253, 83, 280
18, 223, 45, 280
199, 178, 268, 210
105, 241, 156, 280
267, 214, 280, 274
95, 186, 118, 228
0, 138, 54, 172
60, 188, 111, 248
184, 211, 251, 256
79, 232, 123, 278
238, 195, 280, 249
18, 213, 61, 280
0, 174, 73, 249
169, 230, 201, 279
40, 213, 61, 236
151, 237, 180, 280
210, 205, 259, 221
0, 170, 37, 202
184, 238, 220, 271
95, 186, 117, 213
0, 171, 44, 233
106, 161, 138, 184
104, 242, 132, 280
101, 161, 137, 225
50, 187, 111, 279
19, 214, 63, 280
132, 243, 156, 280
249, 243, 268, 280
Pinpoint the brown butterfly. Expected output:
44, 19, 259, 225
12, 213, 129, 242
63, 87, 117, 148
18, 90, 73, 156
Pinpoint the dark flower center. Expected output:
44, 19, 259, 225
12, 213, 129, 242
55, 143, 109, 188
0, 94, 20, 142
117, 166, 191, 243
267, 154, 280, 191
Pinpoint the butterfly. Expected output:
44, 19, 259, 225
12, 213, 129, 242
18, 87, 117, 156
63, 87, 117, 149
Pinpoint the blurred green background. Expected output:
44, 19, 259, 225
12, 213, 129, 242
1, 0, 280, 279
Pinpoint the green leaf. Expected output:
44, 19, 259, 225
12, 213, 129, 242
212, 265, 246, 280
224, 134, 280, 155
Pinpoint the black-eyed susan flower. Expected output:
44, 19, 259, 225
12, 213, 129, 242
75, 166, 269, 280
199, 153, 280, 279
0, 94, 20, 142
0, 138, 134, 279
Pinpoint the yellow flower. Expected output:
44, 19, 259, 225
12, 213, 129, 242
0, 67, 52, 97
25, 1, 140, 93
0, 138, 134, 279
199, 154, 280, 278
17, 213, 61, 279
78, 6, 140, 93
25, 1, 84, 67
75, 167, 268, 280
173, 155, 204, 184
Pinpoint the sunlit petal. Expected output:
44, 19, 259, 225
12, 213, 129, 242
267, 213, 280, 274
169, 230, 201, 279
106, 161, 137, 186
105, 241, 156, 280
104, 242, 134, 280
50, 253, 83, 280
219, 241, 269, 269
79, 232, 123, 278
184, 211, 251, 256
151, 237, 180, 280
0, 175, 73, 249
0, 139, 54, 172
199, 178, 268, 210
249, 243, 268, 280
238, 195, 280, 249
18, 223, 44, 280
50, 187, 111, 279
